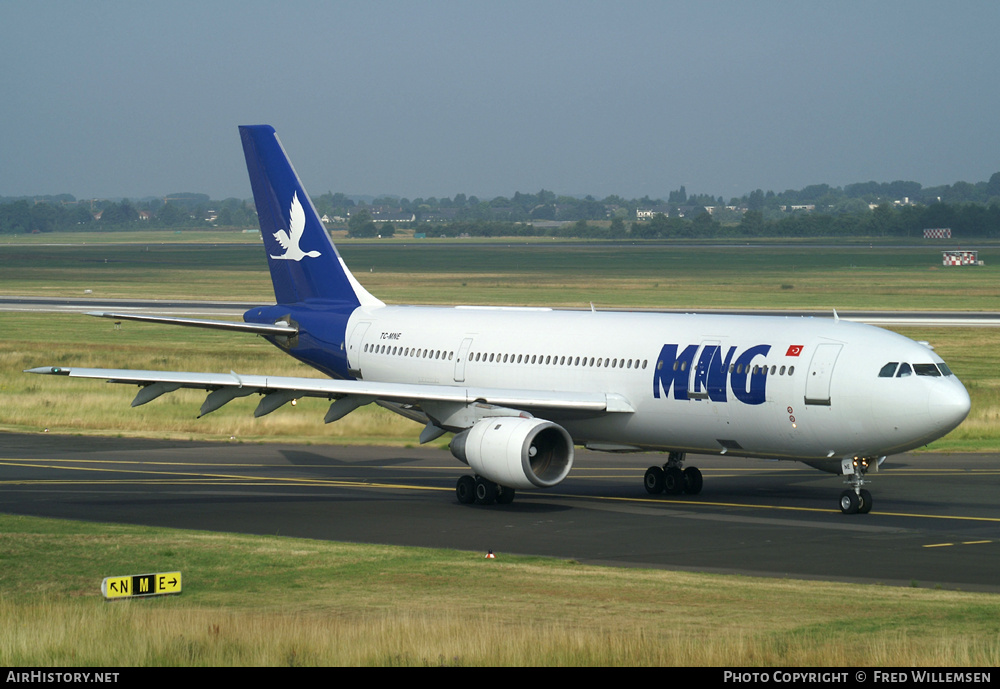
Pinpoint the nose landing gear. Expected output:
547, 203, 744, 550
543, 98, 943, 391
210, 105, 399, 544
839, 456, 880, 514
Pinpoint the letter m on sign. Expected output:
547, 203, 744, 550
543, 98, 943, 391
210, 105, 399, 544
652, 344, 698, 400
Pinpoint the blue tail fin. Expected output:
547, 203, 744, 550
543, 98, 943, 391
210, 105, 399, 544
239, 125, 382, 307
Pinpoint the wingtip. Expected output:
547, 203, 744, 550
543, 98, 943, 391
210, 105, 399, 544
25, 366, 70, 375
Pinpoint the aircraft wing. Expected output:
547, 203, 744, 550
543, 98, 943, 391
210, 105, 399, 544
24, 366, 634, 420
87, 312, 298, 336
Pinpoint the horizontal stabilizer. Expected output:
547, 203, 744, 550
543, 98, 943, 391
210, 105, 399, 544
89, 312, 298, 336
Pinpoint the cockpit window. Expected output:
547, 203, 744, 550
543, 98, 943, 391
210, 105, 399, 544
882, 361, 952, 378
878, 362, 898, 378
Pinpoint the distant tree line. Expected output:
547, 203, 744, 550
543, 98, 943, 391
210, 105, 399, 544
646, 202, 1000, 239
314, 172, 1000, 224
348, 203, 1000, 240
0, 194, 256, 233
3, 171, 1000, 236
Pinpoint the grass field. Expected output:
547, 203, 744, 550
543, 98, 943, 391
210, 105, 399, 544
2, 514, 998, 666
2, 234, 999, 310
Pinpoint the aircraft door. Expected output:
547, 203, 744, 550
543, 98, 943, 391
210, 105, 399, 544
804, 343, 843, 406
687, 340, 720, 400
454, 337, 474, 382
346, 322, 371, 378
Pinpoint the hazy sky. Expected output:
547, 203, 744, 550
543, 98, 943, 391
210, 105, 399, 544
2, 1, 998, 201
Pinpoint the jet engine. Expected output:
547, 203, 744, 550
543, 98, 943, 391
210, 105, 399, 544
449, 417, 574, 489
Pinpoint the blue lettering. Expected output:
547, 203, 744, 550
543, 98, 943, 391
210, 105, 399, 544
652, 344, 698, 400
706, 346, 736, 402
652, 343, 770, 405
690, 345, 718, 398
730, 344, 771, 405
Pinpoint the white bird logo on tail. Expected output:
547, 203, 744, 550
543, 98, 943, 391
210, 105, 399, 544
270, 192, 321, 261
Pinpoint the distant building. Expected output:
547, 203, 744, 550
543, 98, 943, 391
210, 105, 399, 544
349, 206, 415, 224
636, 205, 671, 220
420, 208, 459, 222
372, 212, 415, 223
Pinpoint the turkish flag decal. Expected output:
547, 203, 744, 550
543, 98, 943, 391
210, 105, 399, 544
786, 345, 803, 357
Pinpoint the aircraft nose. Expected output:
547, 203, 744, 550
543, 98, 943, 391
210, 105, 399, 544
928, 379, 971, 435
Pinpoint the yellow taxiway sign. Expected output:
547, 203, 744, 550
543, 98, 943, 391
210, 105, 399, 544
101, 571, 182, 599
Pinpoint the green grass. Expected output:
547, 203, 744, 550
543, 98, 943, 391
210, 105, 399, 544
2, 236, 999, 309
1, 514, 998, 666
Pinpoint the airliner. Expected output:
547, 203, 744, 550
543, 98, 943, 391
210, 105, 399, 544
27, 125, 971, 514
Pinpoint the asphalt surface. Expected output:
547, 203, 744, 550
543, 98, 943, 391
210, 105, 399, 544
2, 432, 998, 591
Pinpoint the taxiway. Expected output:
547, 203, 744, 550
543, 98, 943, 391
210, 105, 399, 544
1, 433, 997, 591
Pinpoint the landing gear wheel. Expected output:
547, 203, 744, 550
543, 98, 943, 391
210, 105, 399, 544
496, 485, 516, 505
840, 455, 879, 515
644, 466, 665, 494
456, 475, 476, 504
839, 489, 860, 515
664, 467, 685, 495
683, 466, 703, 495
475, 477, 498, 505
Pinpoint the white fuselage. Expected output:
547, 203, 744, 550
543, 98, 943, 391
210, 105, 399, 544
345, 305, 970, 467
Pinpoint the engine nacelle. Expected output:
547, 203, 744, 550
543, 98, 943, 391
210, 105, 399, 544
450, 417, 574, 490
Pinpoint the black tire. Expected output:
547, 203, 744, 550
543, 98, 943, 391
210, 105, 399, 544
683, 466, 703, 495
456, 475, 476, 504
858, 489, 873, 514
496, 485, 516, 505
644, 466, 665, 494
475, 477, 498, 505
839, 489, 860, 515
664, 467, 685, 495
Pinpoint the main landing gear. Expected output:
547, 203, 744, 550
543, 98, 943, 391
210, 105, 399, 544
456, 475, 516, 506
839, 456, 877, 514
644, 452, 702, 497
